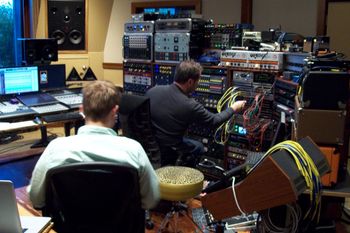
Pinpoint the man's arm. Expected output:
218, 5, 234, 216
28, 140, 66, 209
230, 100, 246, 112
191, 100, 246, 127
28, 146, 55, 209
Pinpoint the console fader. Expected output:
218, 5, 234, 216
192, 67, 229, 110
188, 67, 229, 160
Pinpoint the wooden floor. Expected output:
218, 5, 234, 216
145, 200, 204, 233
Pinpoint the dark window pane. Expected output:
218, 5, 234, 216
0, 0, 23, 67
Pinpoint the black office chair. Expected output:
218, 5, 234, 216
119, 94, 161, 168
118, 93, 195, 168
42, 162, 145, 233
158, 144, 196, 167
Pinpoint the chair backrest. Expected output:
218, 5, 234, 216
119, 93, 161, 168
43, 162, 145, 233
158, 145, 194, 167
119, 93, 194, 167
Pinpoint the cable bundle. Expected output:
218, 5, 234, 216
248, 140, 322, 232
214, 86, 243, 145
257, 204, 302, 233
242, 93, 271, 151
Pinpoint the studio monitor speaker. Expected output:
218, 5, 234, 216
23, 38, 58, 65
47, 0, 86, 51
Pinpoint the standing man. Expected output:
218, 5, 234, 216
29, 80, 160, 210
146, 60, 246, 165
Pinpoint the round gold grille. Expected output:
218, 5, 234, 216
156, 166, 204, 201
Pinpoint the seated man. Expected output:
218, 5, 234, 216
29, 80, 160, 210
146, 60, 246, 165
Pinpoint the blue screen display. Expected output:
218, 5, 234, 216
144, 7, 176, 15
234, 124, 247, 135
0, 66, 39, 95
144, 8, 155, 13
158, 8, 176, 15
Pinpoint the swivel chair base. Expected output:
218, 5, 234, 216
156, 166, 205, 232
158, 201, 200, 233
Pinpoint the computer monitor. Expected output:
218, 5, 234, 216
0, 66, 39, 95
38, 64, 66, 91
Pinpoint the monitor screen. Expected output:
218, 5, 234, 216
38, 64, 66, 91
0, 66, 39, 95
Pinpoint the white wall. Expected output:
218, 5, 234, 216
103, 0, 320, 84
36, 0, 113, 81
202, 0, 241, 24
104, 0, 319, 64
327, 2, 350, 57
252, 0, 318, 36
33, 0, 323, 85
104, 0, 131, 63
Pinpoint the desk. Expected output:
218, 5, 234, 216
17, 203, 55, 233
17, 204, 55, 233
16, 187, 55, 233
0, 125, 75, 164
303, 172, 350, 198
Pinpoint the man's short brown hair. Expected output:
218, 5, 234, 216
82, 80, 121, 121
174, 60, 203, 84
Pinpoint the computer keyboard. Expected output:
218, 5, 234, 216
30, 103, 69, 114
0, 101, 35, 119
42, 111, 83, 123
0, 101, 31, 113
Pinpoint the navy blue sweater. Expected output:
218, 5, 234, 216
146, 84, 234, 146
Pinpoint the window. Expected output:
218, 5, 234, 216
0, 0, 23, 67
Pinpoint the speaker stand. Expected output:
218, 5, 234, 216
31, 125, 56, 148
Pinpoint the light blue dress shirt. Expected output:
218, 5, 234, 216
29, 125, 160, 209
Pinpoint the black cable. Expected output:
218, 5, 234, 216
0, 134, 23, 145
0, 141, 35, 154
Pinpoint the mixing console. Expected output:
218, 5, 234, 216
53, 93, 82, 109
30, 103, 69, 114
0, 100, 35, 120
